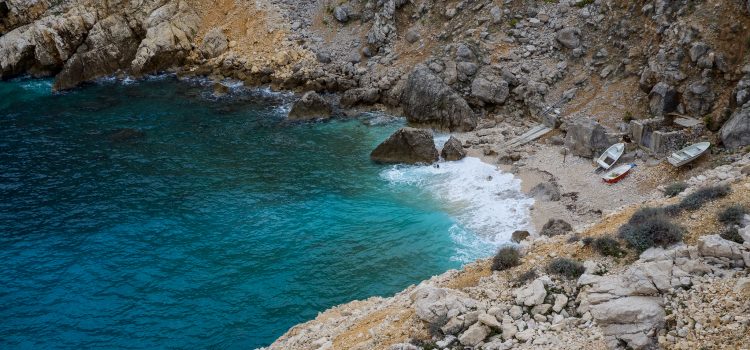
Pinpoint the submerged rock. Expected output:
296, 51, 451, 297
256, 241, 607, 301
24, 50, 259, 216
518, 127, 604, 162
441, 136, 466, 161
109, 128, 146, 143
287, 91, 332, 120
370, 127, 439, 164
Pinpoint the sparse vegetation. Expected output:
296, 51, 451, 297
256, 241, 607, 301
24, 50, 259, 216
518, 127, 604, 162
546, 258, 585, 279
718, 204, 748, 226
677, 185, 731, 211
592, 236, 626, 257
664, 182, 688, 197
492, 246, 521, 271
720, 227, 744, 244
618, 207, 684, 252
582, 237, 594, 246
623, 111, 634, 123
427, 315, 448, 338
515, 268, 538, 286
575, 0, 594, 8
509, 18, 519, 27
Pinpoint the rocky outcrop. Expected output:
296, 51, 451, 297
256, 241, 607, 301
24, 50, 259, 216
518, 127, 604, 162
648, 82, 678, 116
201, 28, 228, 58
370, 127, 439, 164
720, 102, 750, 149
556, 27, 581, 49
340, 88, 380, 108
287, 91, 332, 120
53, 14, 140, 90
683, 81, 715, 117
440, 136, 465, 161
470, 69, 509, 106
401, 65, 476, 132
564, 119, 618, 158
130, 1, 199, 76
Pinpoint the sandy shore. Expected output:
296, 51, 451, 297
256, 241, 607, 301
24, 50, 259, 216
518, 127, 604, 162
460, 131, 672, 235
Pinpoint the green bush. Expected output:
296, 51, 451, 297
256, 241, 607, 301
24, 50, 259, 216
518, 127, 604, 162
546, 258, 585, 279
664, 182, 688, 197
492, 246, 521, 271
592, 236, 626, 257
718, 204, 748, 226
678, 185, 731, 211
720, 227, 744, 244
618, 210, 684, 252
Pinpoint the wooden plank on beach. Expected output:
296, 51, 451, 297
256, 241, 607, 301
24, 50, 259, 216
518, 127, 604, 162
502, 124, 552, 148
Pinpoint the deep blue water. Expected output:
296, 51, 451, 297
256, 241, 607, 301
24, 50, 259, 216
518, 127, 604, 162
0, 77, 530, 349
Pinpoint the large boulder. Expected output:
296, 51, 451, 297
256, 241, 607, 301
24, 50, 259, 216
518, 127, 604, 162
470, 74, 509, 105
201, 28, 228, 58
458, 323, 490, 347
648, 82, 678, 116
683, 81, 715, 117
556, 27, 581, 49
590, 296, 665, 350
370, 127, 439, 164
441, 136, 466, 161
564, 118, 618, 158
514, 277, 547, 306
340, 88, 380, 108
720, 102, 750, 149
401, 65, 476, 131
287, 91, 332, 120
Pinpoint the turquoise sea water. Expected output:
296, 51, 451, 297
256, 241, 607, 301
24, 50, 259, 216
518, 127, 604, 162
0, 77, 531, 349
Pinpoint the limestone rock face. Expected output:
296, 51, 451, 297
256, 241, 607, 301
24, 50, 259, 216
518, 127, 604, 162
401, 65, 476, 132
287, 91, 332, 120
720, 102, 750, 149
53, 14, 139, 91
370, 127, 439, 164
458, 323, 490, 347
130, 1, 200, 75
590, 296, 665, 350
440, 136, 466, 161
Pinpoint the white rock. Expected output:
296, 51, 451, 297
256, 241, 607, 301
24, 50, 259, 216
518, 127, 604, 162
509, 305, 523, 319
552, 294, 568, 313
514, 278, 547, 306
458, 323, 490, 347
515, 328, 535, 342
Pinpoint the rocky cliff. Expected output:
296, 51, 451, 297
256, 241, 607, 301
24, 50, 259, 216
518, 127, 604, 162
3, 0, 750, 349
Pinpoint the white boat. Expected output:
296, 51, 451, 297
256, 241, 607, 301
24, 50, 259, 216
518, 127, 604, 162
596, 143, 625, 169
667, 142, 710, 167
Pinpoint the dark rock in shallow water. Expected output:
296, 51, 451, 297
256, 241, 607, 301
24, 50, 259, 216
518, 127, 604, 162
441, 136, 466, 161
540, 219, 572, 237
370, 127, 439, 164
511, 230, 530, 243
288, 91, 332, 120
213, 83, 229, 97
109, 128, 146, 143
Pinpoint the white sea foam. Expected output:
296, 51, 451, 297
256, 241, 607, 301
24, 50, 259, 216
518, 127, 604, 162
380, 157, 534, 262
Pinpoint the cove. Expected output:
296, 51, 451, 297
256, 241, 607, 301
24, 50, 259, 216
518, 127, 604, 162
0, 77, 530, 349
